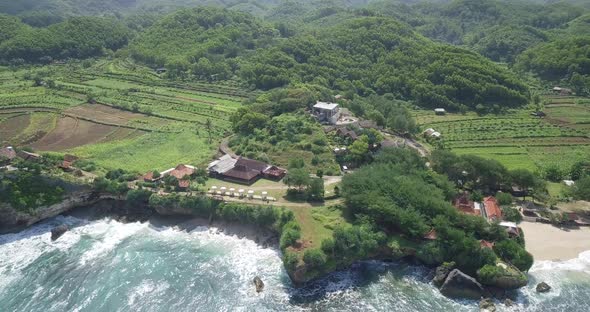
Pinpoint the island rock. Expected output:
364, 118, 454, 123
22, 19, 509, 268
440, 269, 484, 300
253, 276, 264, 293
51, 224, 69, 241
536, 282, 551, 293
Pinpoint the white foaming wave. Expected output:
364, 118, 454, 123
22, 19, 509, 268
0, 215, 84, 290
127, 279, 170, 306
529, 250, 590, 273
78, 219, 149, 266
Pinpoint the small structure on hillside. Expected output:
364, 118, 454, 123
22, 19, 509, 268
143, 171, 162, 183
552, 87, 572, 96
423, 128, 441, 139
313, 102, 341, 125
424, 229, 437, 240
0, 146, 17, 165
499, 221, 520, 237
482, 196, 503, 221
563, 180, 575, 187
177, 179, 190, 191
434, 108, 446, 115
17, 150, 41, 162
155, 67, 167, 74
453, 192, 481, 216
335, 128, 359, 141
208, 155, 286, 185
59, 154, 79, 172
166, 164, 195, 180
480, 240, 495, 249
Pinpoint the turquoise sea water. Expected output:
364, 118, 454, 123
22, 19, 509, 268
1, 216, 589, 312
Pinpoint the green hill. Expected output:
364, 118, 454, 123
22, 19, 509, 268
240, 17, 529, 111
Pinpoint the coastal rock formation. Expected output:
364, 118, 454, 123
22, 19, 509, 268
433, 262, 456, 287
0, 191, 105, 234
479, 298, 496, 312
440, 269, 484, 300
536, 282, 551, 293
51, 224, 68, 241
504, 299, 514, 306
477, 263, 528, 290
253, 276, 264, 293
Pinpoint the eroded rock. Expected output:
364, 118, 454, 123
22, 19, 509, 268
536, 282, 551, 293
253, 276, 264, 293
440, 269, 484, 300
51, 224, 68, 241
479, 298, 496, 312
433, 262, 456, 288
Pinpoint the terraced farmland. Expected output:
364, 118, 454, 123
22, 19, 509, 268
416, 96, 590, 171
0, 60, 249, 172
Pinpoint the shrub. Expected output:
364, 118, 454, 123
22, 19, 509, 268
501, 207, 523, 222
496, 192, 513, 205
303, 249, 327, 270
283, 251, 299, 272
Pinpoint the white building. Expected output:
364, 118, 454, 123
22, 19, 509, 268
313, 102, 340, 124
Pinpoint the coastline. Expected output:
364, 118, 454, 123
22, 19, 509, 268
520, 221, 590, 261
65, 200, 280, 249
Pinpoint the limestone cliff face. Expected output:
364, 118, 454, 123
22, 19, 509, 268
0, 192, 118, 234
151, 202, 196, 216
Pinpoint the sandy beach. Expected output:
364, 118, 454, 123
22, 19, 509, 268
520, 221, 590, 261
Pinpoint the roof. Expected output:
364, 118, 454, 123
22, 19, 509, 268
336, 128, 359, 140
313, 102, 339, 110
235, 157, 270, 172
264, 166, 286, 177
178, 179, 190, 188
480, 240, 495, 249
483, 196, 503, 220
434, 108, 446, 112
222, 167, 261, 181
453, 192, 478, 215
17, 150, 41, 160
208, 154, 237, 174
169, 164, 195, 180
0, 147, 16, 160
59, 160, 73, 169
424, 229, 437, 240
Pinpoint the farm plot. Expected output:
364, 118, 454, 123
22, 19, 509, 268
417, 97, 590, 171
0, 114, 31, 143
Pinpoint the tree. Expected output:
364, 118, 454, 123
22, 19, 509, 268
572, 176, 590, 201
284, 168, 310, 192
303, 249, 327, 270
349, 135, 370, 164
493, 240, 533, 271
307, 178, 324, 201
510, 169, 539, 199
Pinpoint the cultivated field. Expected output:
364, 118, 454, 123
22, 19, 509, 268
415, 96, 590, 172
0, 59, 250, 172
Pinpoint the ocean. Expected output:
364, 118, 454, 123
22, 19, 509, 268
0, 216, 589, 312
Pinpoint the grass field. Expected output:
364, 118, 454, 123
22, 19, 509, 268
0, 59, 250, 172
415, 96, 590, 172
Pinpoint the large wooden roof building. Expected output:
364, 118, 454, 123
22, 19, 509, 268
208, 155, 286, 185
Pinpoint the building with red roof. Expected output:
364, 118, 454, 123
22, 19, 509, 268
480, 240, 495, 249
169, 164, 195, 180
453, 192, 480, 216
177, 179, 190, 191
482, 196, 503, 221
0, 146, 17, 165
423, 229, 437, 240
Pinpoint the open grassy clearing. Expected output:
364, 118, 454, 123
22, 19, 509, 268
416, 96, 590, 172
0, 59, 251, 171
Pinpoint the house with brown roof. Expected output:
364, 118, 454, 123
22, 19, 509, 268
423, 229, 437, 240
168, 164, 195, 180
335, 128, 359, 141
142, 171, 162, 183
208, 155, 286, 185
177, 179, 190, 191
453, 192, 480, 216
0, 146, 17, 165
480, 240, 495, 249
17, 150, 42, 162
482, 196, 503, 221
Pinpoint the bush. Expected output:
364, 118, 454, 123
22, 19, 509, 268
493, 240, 534, 271
303, 249, 327, 270
283, 251, 299, 272
496, 192, 513, 205
501, 207, 523, 223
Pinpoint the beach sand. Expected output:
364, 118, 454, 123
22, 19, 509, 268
520, 221, 590, 261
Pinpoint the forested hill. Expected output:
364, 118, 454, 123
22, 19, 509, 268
240, 17, 529, 111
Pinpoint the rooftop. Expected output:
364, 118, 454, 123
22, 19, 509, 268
313, 102, 339, 111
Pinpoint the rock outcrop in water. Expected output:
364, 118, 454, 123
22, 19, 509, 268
51, 224, 68, 240
433, 262, 455, 287
479, 298, 496, 312
536, 282, 551, 293
439, 269, 484, 299
253, 276, 264, 293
